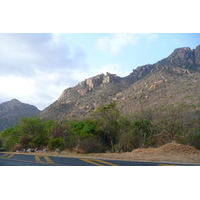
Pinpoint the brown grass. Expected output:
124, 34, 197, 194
11, 142, 200, 164
91, 142, 200, 164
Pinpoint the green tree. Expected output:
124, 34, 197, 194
65, 119, 98, 151
0, 118, 53, 150
29, 132, 50, 149
18, 118, 47, 137
0, 126, 20, 150
90, 102, 122, 151
17, 118, 51, 149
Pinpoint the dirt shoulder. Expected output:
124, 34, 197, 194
8, 142, 200, 164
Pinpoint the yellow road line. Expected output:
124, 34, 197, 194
1, 154, 9, 157
7, 154, 14, 159
44, 156, 55, 164
35, 156, 41, 162
80, 159, 104, 166
0, 157, 64, 165
35, 156, 55, 164
0, 154, 14, 158
94, 160, 119, 166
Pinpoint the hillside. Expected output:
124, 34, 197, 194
0, 99, 40, 131
38, 45, 200, 121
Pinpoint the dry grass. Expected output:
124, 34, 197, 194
11, 142, 200, 164
92, 142, 200, 164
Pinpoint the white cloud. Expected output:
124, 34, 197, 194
96, 33, 160, 55
0, 33, 161, 110
0, 33, 90, 109
96, 33, 139, 55
90, 63, 130, 78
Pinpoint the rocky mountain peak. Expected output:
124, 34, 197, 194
125, 64, 154, 81
9, 98, 21, 105
168, 46, 195, 65
57, 72, 121, 102
78, 72, 120, 89
0, 99, 40, 132
166, 45, 200, 66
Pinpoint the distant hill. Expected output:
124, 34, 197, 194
37, 45, 200, 121
0, 99, 40, 131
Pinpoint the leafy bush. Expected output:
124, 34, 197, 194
78, 137, 104, 153
29, 132, 50, 149
48, 137, 64, 150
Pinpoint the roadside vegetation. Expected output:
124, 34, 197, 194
0, 101, 200, 153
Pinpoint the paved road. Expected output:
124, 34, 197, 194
0, 153, 197, 166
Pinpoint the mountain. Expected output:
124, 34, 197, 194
0, 99, 40, 131
38, 45, 200, 121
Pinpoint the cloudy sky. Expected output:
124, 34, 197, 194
0, 33, 199, 110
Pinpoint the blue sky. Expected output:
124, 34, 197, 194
0, 33, 199, 110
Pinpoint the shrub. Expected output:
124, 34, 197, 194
29, 132, 50, 149
78, 137, 104, 153
49, 137, 64, 150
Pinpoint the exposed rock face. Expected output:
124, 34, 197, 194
78, 72, 121, 89
168, 47, 195, 64
129, 64, 154, 78
167, 45, 200, 66
195, 45, 200, 65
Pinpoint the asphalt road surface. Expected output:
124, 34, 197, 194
0, 152, 197, 166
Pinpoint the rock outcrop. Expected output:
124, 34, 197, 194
195, 45, 200, 65
129, 64, 154, 78
78, 72, 121, 89
167, 45, 200, 66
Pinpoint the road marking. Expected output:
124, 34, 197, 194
1, 154, 9, 157
1, 154, 14, 158
35, 156, 55, 164
43, 156, 55, 164
94, 160, 119, 166
80, 159, 104, 166
7, 154, 14, 159
35, 156, 41, 162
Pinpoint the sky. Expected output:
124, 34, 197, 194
0, 33, 199, 110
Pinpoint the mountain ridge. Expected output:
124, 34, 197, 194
0, 99, 41, 131
38, 45, 200, 121
1, 45, 200, 126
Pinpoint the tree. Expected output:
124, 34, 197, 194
133, 119, 154, 147
0, 126, 20, 150
154, 103, 191, 142
89, 102, 122, 151
29, 132, 50, 149
18, 118, 47, 137
65, 119, 98, 151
